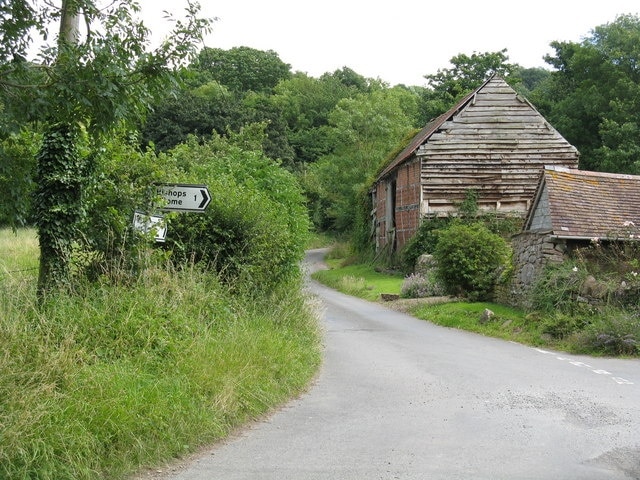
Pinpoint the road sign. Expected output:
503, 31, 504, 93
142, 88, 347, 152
133, 211, 167, 242
155, 183, 211, 212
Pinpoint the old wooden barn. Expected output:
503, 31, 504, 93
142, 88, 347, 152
371, 75, 580, 252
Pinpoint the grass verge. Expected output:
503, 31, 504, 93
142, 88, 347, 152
0, 229, 322, 479
312, 262, 404, 301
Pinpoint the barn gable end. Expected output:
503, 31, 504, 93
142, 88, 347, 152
372, 75, 580, 252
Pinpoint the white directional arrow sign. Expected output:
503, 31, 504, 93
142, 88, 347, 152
155, 183, 211, 212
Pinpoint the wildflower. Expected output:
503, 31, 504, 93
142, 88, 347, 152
632, 271, 638, 277
572, 266, 578, 272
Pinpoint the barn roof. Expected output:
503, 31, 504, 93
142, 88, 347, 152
375, 74, 578, 182
524, 167, 640, 239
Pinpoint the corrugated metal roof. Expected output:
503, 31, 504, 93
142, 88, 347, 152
526, 167, 640, 239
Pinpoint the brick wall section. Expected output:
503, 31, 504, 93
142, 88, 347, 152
395, 158, 421, 250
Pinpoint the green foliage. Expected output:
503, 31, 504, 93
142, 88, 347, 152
162, 129, 310, 292
418, 49, 520, 123
530, 262, 588, 314
0, 129, 40, 228
539, 312, 590, 339
586, 312, 640, 355
516, 67, 552, 93
0, 1, 40, 63
140, 86, 246, 152
531, 232, 640, 314
400, 216, 452, 271
79, 133, 179, 280
307, 87, 419, 233
433, 222, 511, 301
33, 123, 85, 293
529, 233, 640, 354
534, 14, 640, 174
271, 71, 366, 165
1, 1, 212, 293
193, 46, 292, 93
400, 190, 521, 272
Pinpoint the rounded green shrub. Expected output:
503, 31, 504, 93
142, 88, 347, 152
433, 222, 511, 301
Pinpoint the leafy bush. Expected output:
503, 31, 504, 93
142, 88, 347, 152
79, 133, 179, 280
163, 129, 310, 292
399, 190, 521, 273
0, 129, 40, 228
400, 272, 445, 298
433, 222, 511, 301
540, 312, 590, 339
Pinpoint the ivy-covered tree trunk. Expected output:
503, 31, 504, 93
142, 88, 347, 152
34, 123, 83, 296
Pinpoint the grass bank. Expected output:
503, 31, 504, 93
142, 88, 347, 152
0, 229, 322, 479
312, 262, 404, 302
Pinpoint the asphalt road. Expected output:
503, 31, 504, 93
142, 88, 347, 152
152, 249, 640, 480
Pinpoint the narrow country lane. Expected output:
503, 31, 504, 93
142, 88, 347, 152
151, 249, 640, 480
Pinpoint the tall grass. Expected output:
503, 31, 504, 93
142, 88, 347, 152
0, 229, 321, 479
0, 227, 39, 276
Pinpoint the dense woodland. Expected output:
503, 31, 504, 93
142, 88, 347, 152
1, 5, 640, 287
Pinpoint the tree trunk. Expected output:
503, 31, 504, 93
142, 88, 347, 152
35, 0, 82, 298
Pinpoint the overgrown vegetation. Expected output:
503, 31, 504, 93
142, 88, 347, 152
314, 236, 640, 357
0, 96, 320, 480
0, 229, 321, 479
527, 236, 640, 355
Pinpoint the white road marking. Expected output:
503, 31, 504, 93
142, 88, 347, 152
533, 348, 634, 385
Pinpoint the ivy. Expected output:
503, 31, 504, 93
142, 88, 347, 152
34, 123, 84, 295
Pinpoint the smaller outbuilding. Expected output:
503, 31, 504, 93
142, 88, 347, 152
508, 167, 640, 307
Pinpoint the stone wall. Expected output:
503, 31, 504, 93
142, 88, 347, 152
499, 231, 567, 308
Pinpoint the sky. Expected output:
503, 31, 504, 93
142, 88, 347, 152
140, 1, 640, 87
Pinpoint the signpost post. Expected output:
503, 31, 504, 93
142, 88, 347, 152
155, 183, 211, 212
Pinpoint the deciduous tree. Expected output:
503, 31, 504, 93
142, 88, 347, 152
534, 14, 640, 174
0, 0, 211, 294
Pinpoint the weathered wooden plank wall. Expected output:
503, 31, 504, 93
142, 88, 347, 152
419, 77, 579, 215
